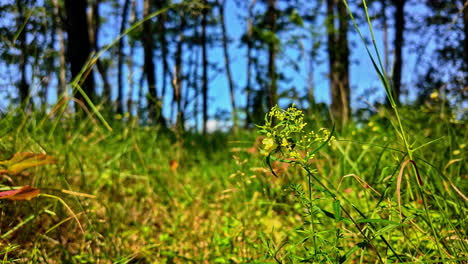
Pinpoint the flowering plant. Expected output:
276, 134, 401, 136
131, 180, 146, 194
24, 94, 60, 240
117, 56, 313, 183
257, 105, 335, 174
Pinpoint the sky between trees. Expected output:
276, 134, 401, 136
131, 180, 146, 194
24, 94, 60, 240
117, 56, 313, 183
0, 0, 466, 132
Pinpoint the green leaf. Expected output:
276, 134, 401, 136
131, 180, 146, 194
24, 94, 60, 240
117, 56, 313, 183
333, 200, 341, 221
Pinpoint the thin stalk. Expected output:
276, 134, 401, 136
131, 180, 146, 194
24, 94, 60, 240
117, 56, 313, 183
307, 171, 317, 253
342, 0, 445, 257
303, 166, 384, 263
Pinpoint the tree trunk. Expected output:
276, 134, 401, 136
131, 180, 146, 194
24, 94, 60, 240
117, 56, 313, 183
156, 0, 169, 101
266, 0, 277, 109
117, 0, 130, 114
52, 0, 67, 98
64, 0, 95, 106
462, 0, 468, 86
218, 0, 238, 132
174, 13, 186, 132
307, 37, 315, 110
382, 0, 389, 74
16, 0, 30, 107
337, 0, 350, 124
244, 0, 256, 128
392, 0, 405, 105
88, 0, 111, 106
127, 0, 137, 115
327, 0, 350, 128
142, 0, 165, 125
202, 1, 209, 135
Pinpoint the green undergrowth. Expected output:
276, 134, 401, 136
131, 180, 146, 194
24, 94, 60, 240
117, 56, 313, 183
0, 102, 466, 263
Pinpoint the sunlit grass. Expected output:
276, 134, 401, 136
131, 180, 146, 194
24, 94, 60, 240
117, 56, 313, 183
0, 101, 465, 263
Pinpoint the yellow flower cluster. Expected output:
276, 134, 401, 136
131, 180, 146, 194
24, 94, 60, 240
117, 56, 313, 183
257, 105, 335, 164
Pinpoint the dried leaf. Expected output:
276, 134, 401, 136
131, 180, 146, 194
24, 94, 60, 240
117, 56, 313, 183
0, 186, 40, 200
0, 152, 56, 175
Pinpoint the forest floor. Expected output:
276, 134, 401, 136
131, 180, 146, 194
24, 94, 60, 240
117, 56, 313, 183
0, 103, 466, 263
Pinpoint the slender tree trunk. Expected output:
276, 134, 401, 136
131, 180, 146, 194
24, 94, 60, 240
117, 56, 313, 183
193, 26, 200, 131
327, 0, 338, 121
52, 0, 67, 98
64, 0, 95, 106
142, 0, 165, 126
127, 0, 137, 115
202, 1, 209, 135
88, 0, 111, 105
382, 0, 389, 74
174, 13, 186, 132
337, 0, 350, 124
462, 0, 468, 86
327, 0, 350, 128
392, 0, 405, 105
17, 0, 30, 107
218, 0, 238, 132
156, 0, 169, 101
117, 0, 130, 114
244, 0, 256, 128
266, 0, 277, 109
307, 37, 315, 110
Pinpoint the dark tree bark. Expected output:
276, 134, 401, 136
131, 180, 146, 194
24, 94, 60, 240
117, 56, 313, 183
142, 0, 165, 125
126, 0, 137, 115
462, 0, 468, 86
266, 0, 277, 109
218, 0, 238, 132
52, 0, 67, 98
16, 0, 30, 106
337, 0, 350, 122
327, 0, 350, 128
64, 0, 95, 105
307, 37, 315, 110
202, 0, 209, 135
88, 0, 111, 105
156, 0, 169, 101
382, 0, 389, 74
117, 0, 130, 114
244, 0, 256, 128
392, 0, 406, 105
174, 13, 186, 132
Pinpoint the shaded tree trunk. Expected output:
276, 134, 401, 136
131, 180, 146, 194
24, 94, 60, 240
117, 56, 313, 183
266, 0, 277, 109
126, 0, 137, 115
142, 0, 165, 125
64, 0, 95, 106
202, 1, 209, 135
88, 0, 111, 105
117, 0, 130, 114
244, 0, 256, 128
174, 13, 186, 132
16, 0, 30, 106
327, 0, 350, 128
218, 0, 238, 132
392, 0, 405, 105
382, 0, 389, 74
156, 0, 169, 101
462, 0, 468, 86
52, 0, 67, 98
307, 37, 315, 110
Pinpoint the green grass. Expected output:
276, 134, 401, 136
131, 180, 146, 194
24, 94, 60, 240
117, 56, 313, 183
0, 99, 466, 263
